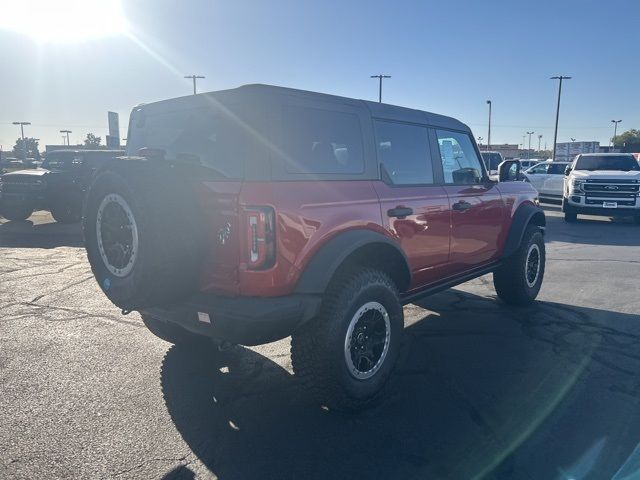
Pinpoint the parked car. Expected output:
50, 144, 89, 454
563, 153, 640, 223
519, 159, 541, 170
480, 151, 504, 175
0, 149, 124, 222
523, 160, 571, 202
82, 84, 546, 411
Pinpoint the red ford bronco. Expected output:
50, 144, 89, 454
83, 84, 545, 410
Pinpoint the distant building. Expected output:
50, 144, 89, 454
554, 141, 599, 162
477, 143, 521, 160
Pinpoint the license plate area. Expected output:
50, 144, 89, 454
603, 201, 617, 208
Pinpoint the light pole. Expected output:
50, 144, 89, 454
184, 75, 205, 95
526, 131, 534, 159
12, 121, 31, 159
477, 136, 483, 149
370, 75, 391, 103
610, 120, 622, 150
537, 134, 542, 151
522, 135, 526, 156
486, 100, 492, 150
550, 75, 571, 161
60, 129, 72, 146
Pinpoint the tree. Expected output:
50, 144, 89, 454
84, 133, 102, 147
612, 129, 640, 152
12, 137, 40, 160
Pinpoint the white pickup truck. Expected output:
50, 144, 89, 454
562, 153, 640, 223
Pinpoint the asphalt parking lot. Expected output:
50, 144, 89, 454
1, 206, 640, 480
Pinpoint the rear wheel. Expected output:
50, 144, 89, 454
291, 268, 403, 411
494, 225, 545, 305
0, 201, 33, 221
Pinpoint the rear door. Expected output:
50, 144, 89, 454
372, 120, 451, 288
433, 129, 505, 272
539, 162, 566, 197
524, 163, 550, 192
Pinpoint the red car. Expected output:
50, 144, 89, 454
83, 84, 545, 410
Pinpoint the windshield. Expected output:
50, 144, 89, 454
574, 155, 639, 171
42, 153, 82, 171
481, 152, 502, 171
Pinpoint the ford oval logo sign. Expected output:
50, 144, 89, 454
604, 185, 619, 190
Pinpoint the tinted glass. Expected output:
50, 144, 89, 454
481, 152, 502, 171
574, 155, 639, 171
127, 107, 245, 179
548, 163, 568, 174
280, 105, 364, 174
374, 121, 433, 185
436, 130, 483, 184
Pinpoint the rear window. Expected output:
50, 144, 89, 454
574, 155, 639, 171
43, 153, 82, 170
126, 106, 245, 179
279, 105, 364, 174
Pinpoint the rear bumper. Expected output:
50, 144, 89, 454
139, 292, 322, 346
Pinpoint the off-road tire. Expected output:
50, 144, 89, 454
0, 201, 34, 221
290, 268, 403, 412
50, 199, 81, 224
141, 312, 209, 348
83, 162, 206, 311
494, 225, 545, 306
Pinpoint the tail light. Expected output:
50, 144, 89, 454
243, 206, 276, 270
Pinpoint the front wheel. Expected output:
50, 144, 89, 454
291, 268, 403, 412
0, 201, 34, 221
562, 197, 578, 222
494, 225, 545, 305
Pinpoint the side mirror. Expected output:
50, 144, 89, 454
498, 160, 521, 182
564, 165, 572, 176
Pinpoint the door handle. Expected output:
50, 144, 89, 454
452, 200, 472, 212
387, 206, 413, 218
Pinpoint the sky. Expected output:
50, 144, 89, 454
0, 0, 638, 152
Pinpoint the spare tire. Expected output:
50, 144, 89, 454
83, 161, 207, 311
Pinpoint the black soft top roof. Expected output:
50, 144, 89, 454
136, 84, 471, 133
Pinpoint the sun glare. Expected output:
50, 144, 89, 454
0, 0, 127, 43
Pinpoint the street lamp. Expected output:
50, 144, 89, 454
537, 134, 543, 151
477, 136, 483, 148
60, 129, 72, 146
184, 75, 205, 95
526, 131, 535, 159
12, 121, 31, 159
611, 120, 622, 150
370, 75, 391, 103
550, 75, 572, 161
486, 100, 492, 150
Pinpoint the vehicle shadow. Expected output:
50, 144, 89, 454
0, 219, 83, 248
542, 205, 640, 247
160, 290, 640, 480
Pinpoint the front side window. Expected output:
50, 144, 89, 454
436, 130, 484, 184
280, 105, 364, 174
374, 120, 433, 185
529, 164, 549, 174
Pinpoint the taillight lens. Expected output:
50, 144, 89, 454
244, 206, 276, 270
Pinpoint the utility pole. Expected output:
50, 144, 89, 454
550, 75, 572, 161
60, 129, 72, 146
12, 121, 31, 159
486, 100, 492, 150
184, 75, 205, 95
370, 74, 391, 103
537, 134, 542, 151
610, 120, 622, 150
526, 131, 534, 159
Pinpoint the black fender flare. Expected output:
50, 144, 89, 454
502, 203, 546, 259
294, 229, 411, 294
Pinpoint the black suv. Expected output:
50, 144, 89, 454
0, 149, 124, 222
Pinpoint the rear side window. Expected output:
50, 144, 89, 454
126, 107, 245, 179
374, 120, 433, 185
279, 105, 364, 174
435, 130, 484, 184
547, 163, 567, 174
528, 164, 549, 174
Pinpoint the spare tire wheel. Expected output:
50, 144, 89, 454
83, 164, 206, 311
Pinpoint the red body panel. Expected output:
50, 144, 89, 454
197, 179, 539, 298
